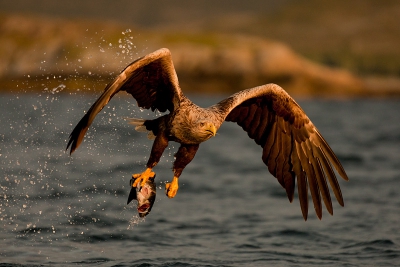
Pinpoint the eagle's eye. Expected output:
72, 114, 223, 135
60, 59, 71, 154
199, 122, 205, 127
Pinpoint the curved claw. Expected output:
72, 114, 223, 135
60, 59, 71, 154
132, 168, 155, 188
165, 176, 179, 198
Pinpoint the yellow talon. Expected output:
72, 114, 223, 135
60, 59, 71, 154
132, 168, 155, 187
165, 176, 179, 198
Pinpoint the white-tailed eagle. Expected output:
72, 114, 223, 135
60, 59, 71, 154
67, 48, 348, 220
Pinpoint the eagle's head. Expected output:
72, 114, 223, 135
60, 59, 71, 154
193, 120, 217, 142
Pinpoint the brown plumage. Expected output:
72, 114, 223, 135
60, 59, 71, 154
67, 48, 348, 220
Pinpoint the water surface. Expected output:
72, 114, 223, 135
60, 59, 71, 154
1, 94, 399, 266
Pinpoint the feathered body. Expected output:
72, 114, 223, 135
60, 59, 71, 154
168, 97, 221, 144
67, 48, 348, 220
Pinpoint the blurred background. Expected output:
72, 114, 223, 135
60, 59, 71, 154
1, 1, 400, 266
1, 0, 400, 96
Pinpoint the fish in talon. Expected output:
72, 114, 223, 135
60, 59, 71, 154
127, 176, 156, 217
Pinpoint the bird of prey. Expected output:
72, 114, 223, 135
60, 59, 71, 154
67, 48, 348, 220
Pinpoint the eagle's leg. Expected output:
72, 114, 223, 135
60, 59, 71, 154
132, 168, 155, 187
132, 132, 168, 187
166, 144, 199, 198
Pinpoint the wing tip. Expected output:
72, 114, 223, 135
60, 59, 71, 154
65, 143, 75, 155
66, 134, 76, 155
301, 207, 308, 221
286, 189, 295, 203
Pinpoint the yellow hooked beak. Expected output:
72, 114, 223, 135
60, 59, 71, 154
206, 123, 217, 137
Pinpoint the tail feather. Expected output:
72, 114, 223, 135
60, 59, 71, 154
125, 117, 156, 140
126, 118, 147, 131
147, 131, 156, 140
126, 117, 146, 126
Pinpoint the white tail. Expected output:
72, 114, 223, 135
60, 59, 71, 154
125, 118, 156, 140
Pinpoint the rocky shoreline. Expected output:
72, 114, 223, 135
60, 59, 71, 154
1, 14, 399, 97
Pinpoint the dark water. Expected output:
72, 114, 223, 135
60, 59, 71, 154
1, 93, 399, 266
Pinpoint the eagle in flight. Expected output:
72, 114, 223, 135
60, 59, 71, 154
67, 48, 348, 220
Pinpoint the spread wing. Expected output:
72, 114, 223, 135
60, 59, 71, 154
66, 48, 183, 154
213, 84, 349, 220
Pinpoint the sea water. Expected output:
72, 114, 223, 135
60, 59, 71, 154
1, 94, 399, 266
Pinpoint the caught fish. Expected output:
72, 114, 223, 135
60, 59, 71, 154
127, 175, 156, 217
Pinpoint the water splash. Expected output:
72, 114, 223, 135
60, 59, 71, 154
127, 214, 146, 229
43, 83, 66, 94
1, 28, 155, 245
